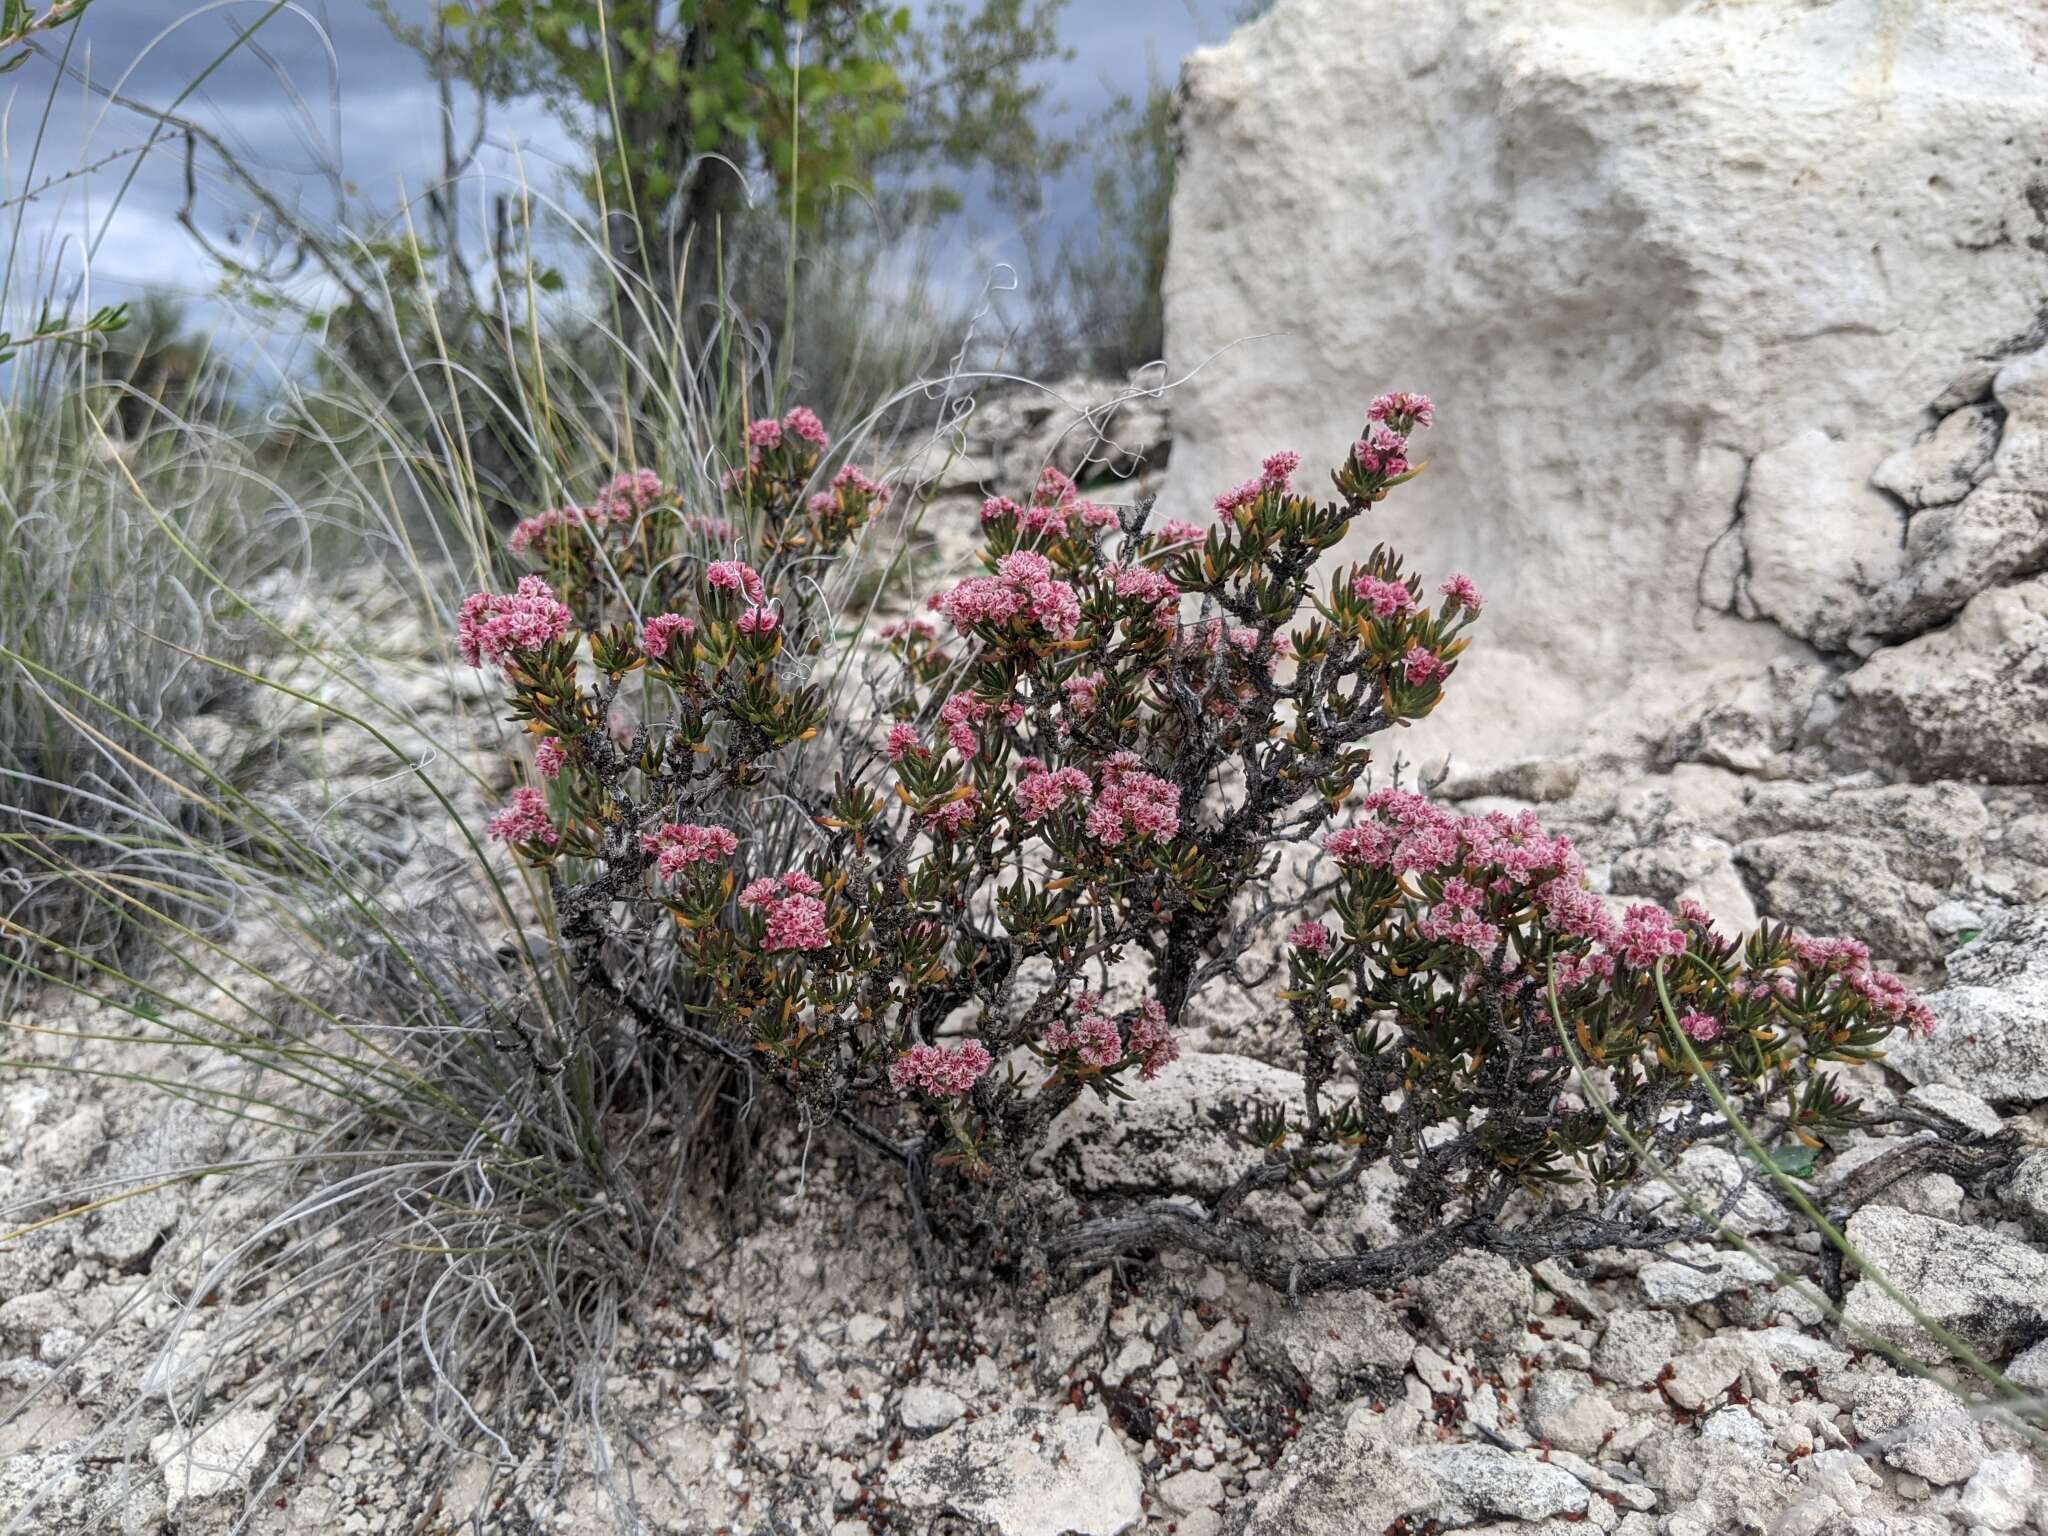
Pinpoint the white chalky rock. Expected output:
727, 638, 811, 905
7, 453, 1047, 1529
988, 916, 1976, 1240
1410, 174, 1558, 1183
898, 1385, 965, 1435
1890, 908, 2048, 1102
1841, 1206, 2048, 1361
1163, 0, 2047, 761
1959, 1447, 2037, 1532
151, 1408, 274, 1513
885, 1407, 1143, 1536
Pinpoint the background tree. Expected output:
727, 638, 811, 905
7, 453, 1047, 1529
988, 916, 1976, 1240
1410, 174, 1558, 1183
425, 0, 1071, 312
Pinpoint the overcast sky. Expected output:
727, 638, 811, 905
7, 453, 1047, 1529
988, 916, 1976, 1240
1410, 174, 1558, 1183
1, 1, 1241, 345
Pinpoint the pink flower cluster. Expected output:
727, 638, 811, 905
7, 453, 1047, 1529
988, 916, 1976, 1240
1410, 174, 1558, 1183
1015, 760, 1092, 822
1785, 935, 1936, 1036
641, 613, 697, 659
1112, 564, 1182, 627
459, 576, 574, 672
1043, 995, 1122, 1068
783, 405, 828, 448
1125, 998, 1179, 1079
706, 560, 767, 606
1679, 1011, 1723, 1044
534, 737, 567, 779
1042, 995, 1177, 1079
1214, 447, 1304, 516
1352, 574, 1418, 619
1440, 573, 1484, 614
507, 504, 594, 554
596, 468, 669, 520
808, 463, 892, 518
1419, 875, 1501, 953
487, 786, 558, 846
886, 721, 926, 762
641, 821, 738, 881
1289, 920, 1333, 954
878, 616, 939, 646
1084, 753, 1181, 847
925, 790, 980, 838
740, 870, 831, 952
890, 1039, 994, 1098
735, 407, 831, 481
1351, 393, 1433, 479
1368, 391, 1435, 431
1615, 904, 1689, 969
1063, 672, 1104, 716
938, 693, 998, 758
1403, 646, 1450, 685
506, 472, 672, 552
934, 550, 1082, 641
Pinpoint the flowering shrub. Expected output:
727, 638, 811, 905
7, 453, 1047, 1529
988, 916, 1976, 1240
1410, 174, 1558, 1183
465, 395, 1934, 1292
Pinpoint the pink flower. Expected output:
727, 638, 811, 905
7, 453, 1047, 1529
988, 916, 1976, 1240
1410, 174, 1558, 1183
924, 792, 979, 838
597, 468, 668, 521
1016, 765, 1092, 822
507, 504, 592, 553
1084, 754, 1181, 847
1678, 1011, 1723, 1044
1365, 423, 1408, 456
1403, 646, 1449, 685
935, 556, 1081, 641
1538, 879, 1617, 944
1351, 574, 1417, 619
1439, 573, 1484, 614
745, 417, 784, 451
764, 894, 828, 950
1289, 921, 1332, 955
641, 613, 697, 659
981, 496, 1022, 526
1076, 500, 1119, 530
830, 463, 890, 505
641, 821, 739, 881
1616, 904, 1688, 969
1419, 892, 1501, 954
458, 576, 575, 673
938, 575, 1024, 631
1367, 391, 1435, 431
1043, 997, 1123, 1069
1115, 566, 1180, 608
534, 738, 567, 779
706, 560, 767, 606
1352, 443, 1411, 479
737, 605, 781, 636
1155, 518, 1205, 545
879, 616, 938, 645
1552, 951, 1617, 991
1213, 476, 1263, 516
781, 405, 829, 449
1845, 965, 1937, 1038
1261, 450, 1301, 490
1035, 467, 1077, 506
885, 721, 924, 762
487, 786, 558, 846
890, 1040, 993, 1098
1019, 499, 1071, 538
1125, 998, 1179, 1080
939, 693, 992, 757
740, 871, 831, 951
1063, 672, 1105, 718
